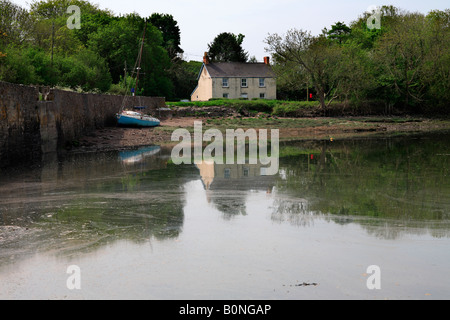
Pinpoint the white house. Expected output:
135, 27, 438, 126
191, 53, 277, 101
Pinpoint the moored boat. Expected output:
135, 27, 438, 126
116, 22, 161, 128
116, 110, 160, 127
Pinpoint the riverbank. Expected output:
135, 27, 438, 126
70, 115, 450, 153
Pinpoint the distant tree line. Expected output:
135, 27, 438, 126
0, 0, 201, 100
265, 6, 450, 114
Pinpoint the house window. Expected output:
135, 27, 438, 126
260, 93, 266, 99
224, 168, 231, 179
241, 93, 248, 99
223, 78, 229, 87
259, 78, 265, 87
223, 93, 229, 99
241, 78, 248, 88
243, 167, 249, 177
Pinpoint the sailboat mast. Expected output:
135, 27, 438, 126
119, 21, 147, 113
135, 22, 147, 96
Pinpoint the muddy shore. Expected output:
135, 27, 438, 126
71, 116, 450, 154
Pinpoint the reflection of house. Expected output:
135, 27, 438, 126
196, 161, 276, 191
191, 53, 277, 101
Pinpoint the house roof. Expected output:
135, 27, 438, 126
203, 62, 276, 78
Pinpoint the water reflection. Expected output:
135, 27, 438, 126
273, 133, 450, 238
119, 146, 161, 165
0, 146, 198, 264
270, 198, 316, 227
0, 133, 449, 266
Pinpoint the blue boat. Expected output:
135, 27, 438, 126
116, 110, 160, 127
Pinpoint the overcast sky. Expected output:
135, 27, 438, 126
11, 0, 450, 61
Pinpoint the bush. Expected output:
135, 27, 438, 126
0, 45, 39, 84
272, 101, 319, 116
71, 49, 112, 92
168, 99, 322, 116
0, 45, 112, 92
231, 100, 274, 114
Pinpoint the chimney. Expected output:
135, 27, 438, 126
203, 52, 210, 65
264, 56, 270, 65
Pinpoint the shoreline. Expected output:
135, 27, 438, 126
69, 115, 450, 154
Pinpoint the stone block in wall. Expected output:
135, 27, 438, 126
38, 101, 58, 154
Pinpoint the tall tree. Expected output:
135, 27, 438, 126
326, 22, 351, 44
87, 13, 173, 97
0, 0, 35, 46
29, 0, 102, 19
0, 32, 6, 57
374, 13, 430, 109
421, 9, 450, 109
149, 13, 183, 61
265, 29, 342, 109
207, 32, 248, 62
73, 10, 116, 46
167, 59, 202, 100
29, 0, 101, 63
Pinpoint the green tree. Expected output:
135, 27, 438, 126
88, 14, 173, 97
29, 0, 103, 62
335, 42, 375, 105
265, 29, 343, 109
374, 13, 430, 109
326, 22, 351, 44
57, 49, 112, 91
87, 15, 143, 83
30, 0, 101, 19
0, 0, 35, 46
421, 9, 450, 110
73, 9, 115, 46
0, 31, 6, 58
0, 46, 39, 84
167, 60, 202, 100
207, 32, 248, 62
149, 13, 183, 61
347, 5, 401, 50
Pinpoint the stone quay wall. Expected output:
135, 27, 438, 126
0, 81, 165, 168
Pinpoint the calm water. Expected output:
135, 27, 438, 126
0, 133, 449, 300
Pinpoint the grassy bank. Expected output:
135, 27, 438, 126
167, 99, 321, 117
167, 99, 446, 117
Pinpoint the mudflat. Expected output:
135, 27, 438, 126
72, 116, 450, 153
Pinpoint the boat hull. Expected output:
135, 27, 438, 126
116, 112, 160, 127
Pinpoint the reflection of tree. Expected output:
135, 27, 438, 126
359, 219, 450, 240
0, 149, 198, 260
276, 134, 450, 239
271, 198, 316, 227
211, 193, 247, 219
